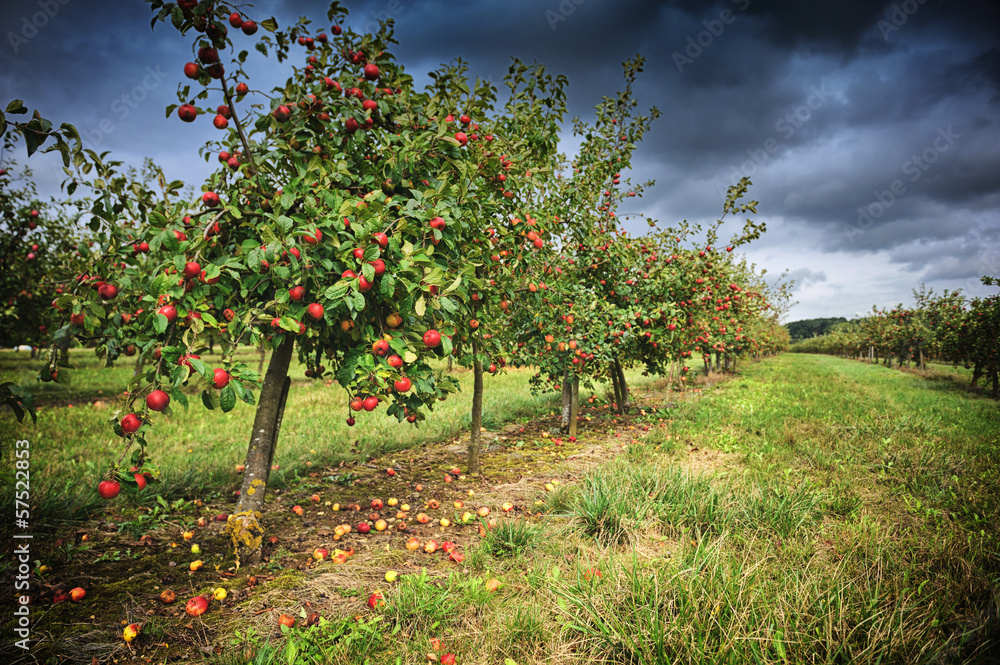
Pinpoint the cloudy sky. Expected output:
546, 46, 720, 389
1, 0, 998, 321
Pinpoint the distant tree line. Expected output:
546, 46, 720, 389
784, 317, 847, 341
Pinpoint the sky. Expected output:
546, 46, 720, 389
1, 0, 998, 322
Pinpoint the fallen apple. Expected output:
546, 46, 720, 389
123, 622, 141, 643
367, 591, 385, 609
185, 595, 209, 617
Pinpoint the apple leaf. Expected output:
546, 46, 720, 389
237, 382, 256, 406
201, 390, 216, 410
324, 281, 349, 301
188, 357, 209, 378
219, 385, 236, 413
5, 99, 27, 115
361, 262, 375, 283
153, 313, 169, 334
380, 274, 395, 298
441, 334, 453, 357
415, 296, 426, 317
350, 290, 366, 312
170, 387, 189, 409
261, 17, 278, 32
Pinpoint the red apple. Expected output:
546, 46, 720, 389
307, 303, 324, 320
146, 389, 170, 412
121, 413, 141, 434
367, 591, 385, 609
97, 283, 118, 300
363, 396, 379, 411
202, 191, 220, 207
393, 377, 411, 393
289, 285, 305, 301
98, 480, 120, 499
212, 368, 230, 389
186, 595, 210, 617
157, 304, 177, 323
177, 104, 197, 122
423, 329, 441, 348
387, 355, 403, 368
363, 63, 380, 80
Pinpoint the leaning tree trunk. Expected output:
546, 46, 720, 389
467, 338, 484, 475
615, 359, 630, 414
227, 337, 294, 567
568, 375, 580, 438
560, 370, 572, 432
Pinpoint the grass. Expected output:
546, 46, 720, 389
4, 352, 999, 664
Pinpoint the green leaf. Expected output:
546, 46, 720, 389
171, 6, 184, 29
351, 290, 366, 311
415, 296, 426, 317
188, 357, 208, 378
220, 385, 236, 412
380, 273, 395, 298
261, 17, 278, 32
154, 313, 169, 334
5, 99, 27, 115
170, 386, 189, 409
201, 390, 215, 410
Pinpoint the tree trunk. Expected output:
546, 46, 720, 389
667, 361, 676, 391
447, 354, 453, 374
703, 356, 711, 377
609, 362, 622, 414
614, 359, 629, 414
133, 353, 143, 378
569, 375, 579, 438
467, 338, 483, 475
918, 347, 925, 371
227, 337, 294, 567
560, 370, 572, 432
257, 344, 266, 374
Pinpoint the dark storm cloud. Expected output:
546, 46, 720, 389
1, 0, 998, 320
